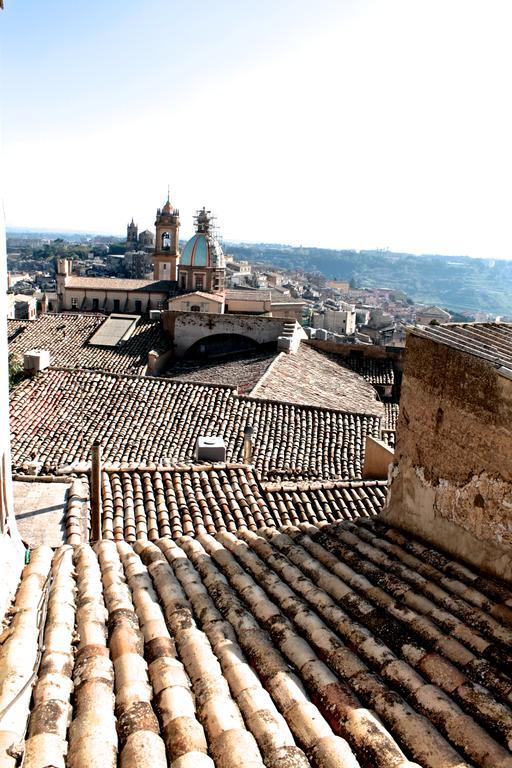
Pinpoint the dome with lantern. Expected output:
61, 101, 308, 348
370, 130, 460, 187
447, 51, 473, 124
180, 207, 226, 269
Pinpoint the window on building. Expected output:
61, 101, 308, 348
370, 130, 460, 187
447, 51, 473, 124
191, 305, 201, 312
113, 299, 120, 312
92, 298, 99, 311
71, 298, 78, 309
162, 232, 171, 250
157, 300, 165, 310
195, 275, 204, 290
135, 300, 142, 314
180, 273, 187, 289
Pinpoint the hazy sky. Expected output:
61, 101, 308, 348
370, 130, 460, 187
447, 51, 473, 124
1, 0, 511, 257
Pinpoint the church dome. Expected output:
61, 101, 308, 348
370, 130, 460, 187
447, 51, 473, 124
180, 232, 226, 269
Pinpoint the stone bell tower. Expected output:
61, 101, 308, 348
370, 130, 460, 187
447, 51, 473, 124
127, 218, 138, 248
154, 191, 180, 281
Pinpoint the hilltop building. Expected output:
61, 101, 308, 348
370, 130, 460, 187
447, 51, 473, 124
138, 228, 154, 248
55, 258, 176, 313
416, 305, 451, 325
6, 293, 37, 320
126, 218, 154, 253
124, 249, 152, 279
311, 302, 356, 336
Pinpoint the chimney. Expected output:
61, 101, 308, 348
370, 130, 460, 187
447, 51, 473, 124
362, 435, 394, 480
243, 424, 253, 464
90, 441, 102, 541
147, 349, 159, 374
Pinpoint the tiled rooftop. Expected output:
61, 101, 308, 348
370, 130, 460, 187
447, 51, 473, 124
99, 465, 275, 541
412, 322, 512, 371
10, 370, 236, 473
251, 345, 384, 416
10, 369, 381, 481
2, 518, 512, 768
263, 479, 388, 527
341, 356, 395, 386
83, 465, 388, 542
225, 288, 272, 302
164, 347, 278, 393
384, 402, 399, 431
8, 313, 168, 374
235, 396, 381, 481
64, 276, 175, 291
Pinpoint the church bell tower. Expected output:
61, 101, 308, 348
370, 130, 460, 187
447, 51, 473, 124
127, 218, 138, 249
154, 191, 180, 281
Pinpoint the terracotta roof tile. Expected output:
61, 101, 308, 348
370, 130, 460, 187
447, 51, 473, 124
250, 345, 384, 415
87, 466, 387, 542
164, 348, 278, 393
8, 313, 168, 374
340, 356, 395, 386
263, 479, 388, 526
10, 370, 236, 473
381, 403, 399, 448
65, 276, 174, 291
384, 403, 399, 431
11, 370, 381, 481
4, 519, 511, 766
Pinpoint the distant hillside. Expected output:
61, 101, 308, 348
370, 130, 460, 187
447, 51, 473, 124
227, 244, 512, 316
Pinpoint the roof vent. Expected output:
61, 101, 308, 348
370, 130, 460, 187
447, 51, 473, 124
23, 349, 50, 373
196, 436, 226, 462
149, 310, 161, 320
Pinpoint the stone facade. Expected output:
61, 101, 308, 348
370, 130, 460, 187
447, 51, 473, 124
56, 259, 172, 314
168, 291, 225, 314
383, 329, 512, 580
163, 310, 304, 358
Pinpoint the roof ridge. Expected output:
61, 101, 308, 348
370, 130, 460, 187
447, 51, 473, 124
44, 366, 239, 390
238, 391, 383, 419
248, 351, 285, 397
102, 461, 252, 474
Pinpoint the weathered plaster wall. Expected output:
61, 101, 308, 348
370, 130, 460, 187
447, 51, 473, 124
363, 436, 394, 480
163, 311, 286, 357
270, 303, 305, 322
383, 334, 512, 581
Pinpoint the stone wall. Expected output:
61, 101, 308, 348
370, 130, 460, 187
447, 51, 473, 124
383, 332, 512, 581
162, 311, 287, 358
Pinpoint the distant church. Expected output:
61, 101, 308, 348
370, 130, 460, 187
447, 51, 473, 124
54, 192, 302, 320
54, 193, 228, 313
126, 218, 154, 252
151, 195, 226, 294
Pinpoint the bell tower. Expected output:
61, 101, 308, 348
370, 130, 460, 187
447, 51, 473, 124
127, 217, 138, 249
154, 191, 180, 281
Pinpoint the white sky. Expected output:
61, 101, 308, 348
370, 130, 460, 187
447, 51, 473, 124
1, 0, 511, 257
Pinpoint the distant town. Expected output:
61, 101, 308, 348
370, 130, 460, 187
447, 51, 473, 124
6, 204, 510, 338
